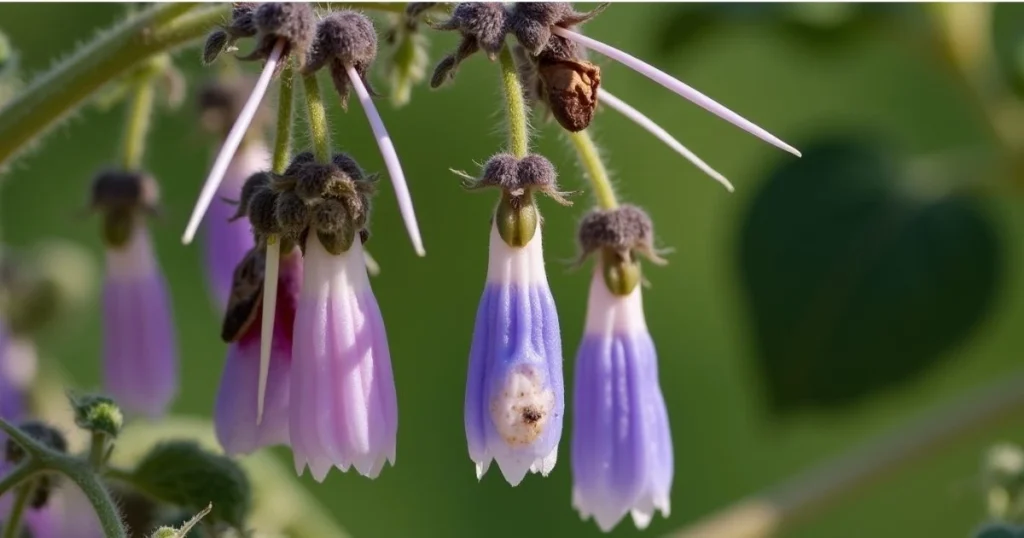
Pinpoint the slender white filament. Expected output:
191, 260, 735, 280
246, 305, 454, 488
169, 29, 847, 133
600, 90, 734, 192
552, 27, 801, 158
346, 64, 426, 257
182, 39, 285, 245
257, 235, 280, 425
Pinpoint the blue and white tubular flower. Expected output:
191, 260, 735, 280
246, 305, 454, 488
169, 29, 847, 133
92, 170, 179, 420
463, 153, 571, 486
571, 206, 673, 532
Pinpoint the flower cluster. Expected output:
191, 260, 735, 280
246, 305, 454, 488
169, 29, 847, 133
0, 2, 801, 535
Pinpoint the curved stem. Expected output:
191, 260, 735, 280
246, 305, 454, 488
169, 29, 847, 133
497, 44, 529, 158
302, 74, 331, 163
0, 461, 40, 498
50, 459, 126, 538
121, 69, 156, 170
1, 482, 35, 538
272, 61, 295, 174
567, 130, 617, 209
0, 3, 224, 167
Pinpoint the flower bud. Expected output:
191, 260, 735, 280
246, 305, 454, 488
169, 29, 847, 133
430, 3, 508, 87
70, 393, 123, 438
237, 2, 316, 73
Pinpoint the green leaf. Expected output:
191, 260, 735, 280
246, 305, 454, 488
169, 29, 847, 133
128, 440, 251, 530
738, 136, 1004, 413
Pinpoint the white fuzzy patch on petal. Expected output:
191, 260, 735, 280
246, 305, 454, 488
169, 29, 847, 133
490, 363, 556, 447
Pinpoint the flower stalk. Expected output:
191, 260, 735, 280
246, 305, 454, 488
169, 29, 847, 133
498, 44, 529, 159
302, 73, 332, 163
120, 66, 157, 171
567, 130, 618, 210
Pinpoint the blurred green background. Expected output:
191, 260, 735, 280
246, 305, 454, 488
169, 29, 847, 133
3, 3, 1024, 537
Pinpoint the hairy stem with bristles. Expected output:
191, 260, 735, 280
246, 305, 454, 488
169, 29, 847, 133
567, 130, 618, 210
497, 44, 529, 159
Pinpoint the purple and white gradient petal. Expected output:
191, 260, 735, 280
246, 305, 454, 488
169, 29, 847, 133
290, 236, 397, 481
203, 141, 268, 311
102, 226, 178, 420
571, 269, 672, 532
465, 224, 564, 486
552, 26, 800, 157
0, 327, 36, 422
215, 251, 302, 455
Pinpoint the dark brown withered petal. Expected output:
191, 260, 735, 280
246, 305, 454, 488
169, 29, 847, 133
221, 248, 265, 342
538, 59, 601, 132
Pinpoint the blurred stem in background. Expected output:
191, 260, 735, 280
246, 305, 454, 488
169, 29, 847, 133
567, 130, 618, 210
120, 60, 159, 171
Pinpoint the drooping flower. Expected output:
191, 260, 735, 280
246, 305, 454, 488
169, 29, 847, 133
571, 206, 673, 531
430, 3, 509, 86
305, 10, 425, 256
242, 151, 396, 480
92, 170, 178, 419
508, 2, 799, 157
184, 2, 315, 245
197, 77, 271, 310
463, 153, 570, 486
214, 246, 302, 455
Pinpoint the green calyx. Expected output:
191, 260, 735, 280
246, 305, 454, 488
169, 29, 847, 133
102, 209, 136, 248
496, 190, 538, 248
601, 248, 641, 297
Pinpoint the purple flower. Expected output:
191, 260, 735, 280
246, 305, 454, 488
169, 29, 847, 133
0, 482, 103, 538
290, 235, 397, 481
102, 225, 178, 419
571, 268, 673, 532
203, 142, 268, 310
465, 223, 564, 486
0, 327, 36, 422
215, 248, 302, 455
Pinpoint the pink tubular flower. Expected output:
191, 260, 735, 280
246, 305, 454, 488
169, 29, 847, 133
93, 170, 178, 419
103, 225, 178, 420
290, 235, 397, 481
203, 142, 268, 310
215, 247, 302, 455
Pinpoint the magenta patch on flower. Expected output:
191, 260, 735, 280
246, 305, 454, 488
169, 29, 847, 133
290, 236, 397, 481
102, 227, 178, 420
215, 248, 302, 455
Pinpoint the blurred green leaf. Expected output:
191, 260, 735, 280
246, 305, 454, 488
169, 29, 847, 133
738, 136, 1003, 413
992, 3, 1024, 98
127, 440, 251, 531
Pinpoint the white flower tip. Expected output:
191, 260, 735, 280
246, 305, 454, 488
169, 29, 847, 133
474, 460, 490, 480
181, 40, 284, 248
257, 237, 281, 426
345, 63, 426, 259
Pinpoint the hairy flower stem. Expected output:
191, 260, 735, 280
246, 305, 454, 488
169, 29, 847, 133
0, 420, 127, 538
302, 74, 332, 163
121, 68, 156, 170
567, 130, 618, 210
0, 3, 218, 167
498, 44, 529, 159
273, 63, 295, 174
88, 431, 108, 470
1, 482, 35, 538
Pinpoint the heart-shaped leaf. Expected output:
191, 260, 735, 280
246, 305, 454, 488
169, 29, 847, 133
738, 136, 1003, 413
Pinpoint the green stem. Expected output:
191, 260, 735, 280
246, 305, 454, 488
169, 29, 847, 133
567, 130, 618, 209
1, 482, 35, 538
273, 61, 295, 174
0, 421, 126, 537
0, 461, 39, 498
121, 71, 156, 170
497, 44, 529, 158
302, 73, 331, 163
0, 3, 224, 167
88, 432, 107, 470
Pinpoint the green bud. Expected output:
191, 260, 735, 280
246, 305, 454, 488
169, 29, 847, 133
103, 209, 135, 248
70, 394, 123, 438
131, 441, 251, 530
496, 191, 538, 248
149, 503, 213, 538
600, 248, 641, 296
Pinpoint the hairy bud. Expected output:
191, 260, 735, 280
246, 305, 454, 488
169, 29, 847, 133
577, 205, 665, 294
466, 153, 571, 205
508, 2, 608, 56
70, 393, 123, 438
237, 2, 315, 73
430, 3, 508, 87
306, 11, 379, 108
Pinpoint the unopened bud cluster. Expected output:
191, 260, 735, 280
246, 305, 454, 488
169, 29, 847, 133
235, 152, 377, 255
